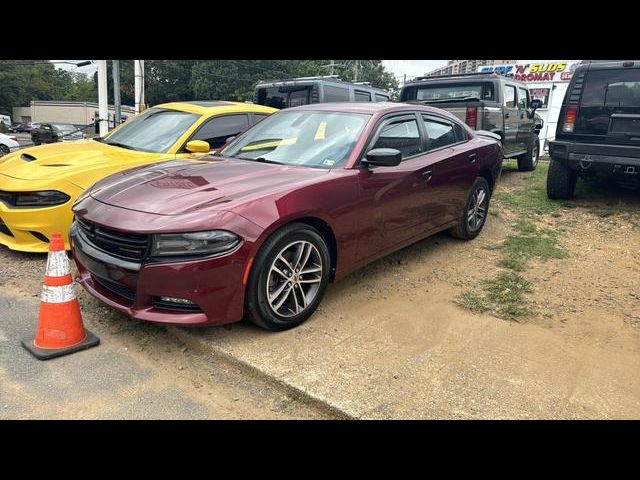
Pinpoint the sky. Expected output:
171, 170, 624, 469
53, 60, 449, 82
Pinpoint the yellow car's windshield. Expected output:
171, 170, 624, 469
100, 108, 200, 153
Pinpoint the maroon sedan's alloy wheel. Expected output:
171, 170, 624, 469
245, 223, 331, 331
450, 177, 491, 240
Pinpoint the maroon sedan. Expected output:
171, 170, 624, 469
71, 103, 503, 330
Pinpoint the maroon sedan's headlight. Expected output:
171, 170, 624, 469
150, 230, 241, 257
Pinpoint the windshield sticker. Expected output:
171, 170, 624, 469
323, 159, 336, 166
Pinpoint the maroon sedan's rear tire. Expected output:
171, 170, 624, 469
245, 222, 331, 331
449, 176, 491, 240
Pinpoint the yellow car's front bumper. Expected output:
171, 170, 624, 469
0, 199, 76, 253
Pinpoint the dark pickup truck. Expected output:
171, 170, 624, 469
400, 73, 544, 171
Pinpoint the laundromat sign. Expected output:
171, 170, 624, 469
479, 62, 579, 82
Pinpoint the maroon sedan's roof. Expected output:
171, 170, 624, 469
284, 101, 444, 116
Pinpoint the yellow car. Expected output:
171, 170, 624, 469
0, 101, 276, 252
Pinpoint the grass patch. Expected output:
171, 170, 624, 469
457, 271, 533, 321
494, 160, 560, 216
458, 221, 566, 321
498, 220, 568, 271
457, 291, 491, 314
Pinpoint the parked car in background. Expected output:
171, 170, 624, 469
254, 76, 390, 109
0, 101, 277, 253
400, 73, 544, 171
71, 102, 502, 331
10, 122, 37, 133
547, 60, 640, 199
0, 133, 19, 157
30, 123, 86, 144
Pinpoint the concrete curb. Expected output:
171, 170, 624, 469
166, 326, 356, 420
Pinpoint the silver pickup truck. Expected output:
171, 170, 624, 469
400, 73, 544, 171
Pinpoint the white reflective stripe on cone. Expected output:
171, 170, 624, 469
45, 250, 70, 277
41, 284, 76, 304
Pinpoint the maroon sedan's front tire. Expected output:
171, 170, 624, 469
449, 177, 491, 240
245, 223, 331, 331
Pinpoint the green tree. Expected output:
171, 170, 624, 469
0, 60, 399, 116
0, 61, 100, 114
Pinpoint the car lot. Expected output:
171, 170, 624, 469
2, 158, 639, 419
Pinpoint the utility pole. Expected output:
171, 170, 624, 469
353, 60, 359, 82
320, 60, 342, 77
134, 60, 145, 114
97, 60, 109, 137
112, 60, 121, 126
403, 73, 406, 87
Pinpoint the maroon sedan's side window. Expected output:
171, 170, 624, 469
371, 117, 423, 160
422, 116, 458, 151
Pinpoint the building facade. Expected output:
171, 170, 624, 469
426, 60, 517, 77
13, 101, 136, 128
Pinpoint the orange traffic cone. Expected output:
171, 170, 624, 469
22, 232, 99, 360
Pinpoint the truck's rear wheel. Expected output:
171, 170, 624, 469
517, 137, 539, 171
547, 158, 578, 199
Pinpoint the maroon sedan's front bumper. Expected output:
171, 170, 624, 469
71, 225, 250, 327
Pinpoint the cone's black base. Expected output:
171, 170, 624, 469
21, 329, 100, 360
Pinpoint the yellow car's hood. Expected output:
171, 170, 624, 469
0, 140, 172, 189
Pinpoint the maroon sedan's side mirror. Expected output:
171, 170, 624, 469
363, 148, 402, 167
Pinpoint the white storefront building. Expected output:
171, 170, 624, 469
478, 60, 582, 153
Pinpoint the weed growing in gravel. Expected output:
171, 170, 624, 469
457, 272, 533, 321
484, 271, 533, 320
498, 221, 568, 271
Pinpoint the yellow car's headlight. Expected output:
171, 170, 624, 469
13, 190, 71, 207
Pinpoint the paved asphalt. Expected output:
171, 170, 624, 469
0, 293, 216, 419
0, 293, 323, 419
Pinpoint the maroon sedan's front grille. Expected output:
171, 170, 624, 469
76, 217, 149, 261
92, 275, 136, 302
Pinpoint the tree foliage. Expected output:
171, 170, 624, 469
0, 60, 399, 116
0, 61, 96, 115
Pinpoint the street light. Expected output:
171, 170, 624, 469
1, 60, 93, 68
51, 61, 92, 67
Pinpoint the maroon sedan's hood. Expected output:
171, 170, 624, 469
89, 158, 330, 215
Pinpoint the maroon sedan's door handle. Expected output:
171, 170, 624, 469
422, 170, 433, 182
468, 153, 477, 163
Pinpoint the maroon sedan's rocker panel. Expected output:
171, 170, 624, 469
72, 103, 503, 330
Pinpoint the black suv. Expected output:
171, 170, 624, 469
547, 60, 640, 199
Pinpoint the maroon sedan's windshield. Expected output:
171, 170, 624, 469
222, 111, 370, 168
